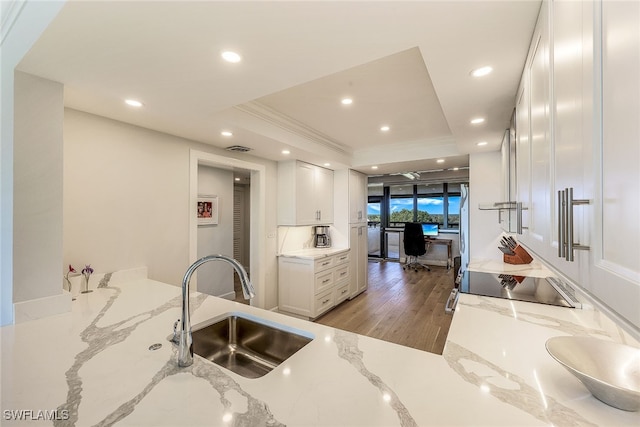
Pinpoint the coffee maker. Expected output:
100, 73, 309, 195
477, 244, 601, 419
313, 226, 331, 248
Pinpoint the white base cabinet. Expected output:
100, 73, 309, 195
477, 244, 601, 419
278, 251, 350, 319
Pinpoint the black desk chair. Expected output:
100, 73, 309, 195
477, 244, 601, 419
403, 222, 430, 272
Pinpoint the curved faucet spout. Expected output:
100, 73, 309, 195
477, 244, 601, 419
177, 254, 254, 367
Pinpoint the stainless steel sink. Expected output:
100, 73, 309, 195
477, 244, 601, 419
190, 312, 314, 379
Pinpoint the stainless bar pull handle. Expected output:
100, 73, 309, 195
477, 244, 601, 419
516, 202, 523, 235
558, 190, 566, 258
564, 187, 590, 262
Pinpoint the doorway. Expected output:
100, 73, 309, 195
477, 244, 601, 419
189, 150, 266, 308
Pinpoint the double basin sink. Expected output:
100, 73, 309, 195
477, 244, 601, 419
187, 312, 314, 379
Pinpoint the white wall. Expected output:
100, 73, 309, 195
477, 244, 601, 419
64, 109, 280, 308
1, 0, 66, 325
14, 72, 64, 302
196, 166, 234, 298
469, 151, 504, 261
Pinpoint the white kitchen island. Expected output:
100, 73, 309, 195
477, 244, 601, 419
1, 268, 638, 426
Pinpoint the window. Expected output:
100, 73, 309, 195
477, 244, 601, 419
416, 183, 444, 224
389, 185, 414, 226
369, 182, 466, 229
367, 201, 381, 223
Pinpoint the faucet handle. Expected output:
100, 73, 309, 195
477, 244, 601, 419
171, 319, 180, 344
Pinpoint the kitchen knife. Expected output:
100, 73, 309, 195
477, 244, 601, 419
501, 237, 516, 250
498, 246, 515, 255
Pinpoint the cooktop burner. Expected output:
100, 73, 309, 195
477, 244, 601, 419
457, 270, 581, 308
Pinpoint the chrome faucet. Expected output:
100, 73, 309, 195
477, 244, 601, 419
177, 254, 255, 367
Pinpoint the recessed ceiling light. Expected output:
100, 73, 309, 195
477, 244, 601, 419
477, 141, 488, 146
380, 125, 390, 132
221, 51, 242, 63
125, 99, 143, 107
234, 177, 241, 182
470, 66, 493, 77
341, 98, 353, 105
470, 118, 485, 124
282, 150, 290, 155
437, 159, 445, 164
221, 131, 233, 137
371, 166, 378, 170
324, 163, 331, 167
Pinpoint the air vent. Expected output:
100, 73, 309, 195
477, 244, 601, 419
225, 145, 252, 152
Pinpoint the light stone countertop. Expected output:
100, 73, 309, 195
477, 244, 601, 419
468, 257, 555, 278
278, 247, 350, 260
1, 268, 638, 426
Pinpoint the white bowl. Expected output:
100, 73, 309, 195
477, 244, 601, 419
546, 336, 640, 411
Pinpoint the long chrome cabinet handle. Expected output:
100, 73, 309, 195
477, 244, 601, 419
558, 190, 566, 258
516, 202, 523, 234
560, 187, 590, 262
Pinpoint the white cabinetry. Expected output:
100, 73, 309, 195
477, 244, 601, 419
549, 0, 593, 283
278, 251, 350, 319
349, 225, 368, 298
348, 170, 367, 223
523, 1, 552, 257
514, 0, 640, 331
586, 0, 640, 329
334, 169, 368, 298
277, 160, 334, 226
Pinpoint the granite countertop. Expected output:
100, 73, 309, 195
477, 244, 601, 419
278, 247, 349, 260
1, 268, 638, 426
468, 258, 554, 278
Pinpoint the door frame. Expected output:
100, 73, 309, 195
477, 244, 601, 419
189, 149, 266, 308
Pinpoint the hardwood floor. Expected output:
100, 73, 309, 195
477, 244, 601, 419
314, 260, 455, 355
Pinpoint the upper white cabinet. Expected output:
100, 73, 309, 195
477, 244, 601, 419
333, 169, 367, 225
514, 0, 640, 331
586, 0, 640, 330
277, 160, 334, 226
348, 170, 367, 224
527, 3, 552, 256
549, 0, 593, 283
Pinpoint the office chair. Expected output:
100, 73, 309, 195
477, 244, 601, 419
403, 222, 430, 272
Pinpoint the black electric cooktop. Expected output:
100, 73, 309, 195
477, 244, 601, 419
458, 270, 581, 308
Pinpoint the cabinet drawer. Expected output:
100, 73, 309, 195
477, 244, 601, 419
335, 282, 350, 305
315, 257, 335, 272
335, 252, 350, 266
314, 289, 335, 317
315, 270, 334, 294
335, 265, 349, 284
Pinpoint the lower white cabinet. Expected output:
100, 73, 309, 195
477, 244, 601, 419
278, 250, 350, 319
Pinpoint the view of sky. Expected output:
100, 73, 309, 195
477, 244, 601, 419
367, 196, 461, 216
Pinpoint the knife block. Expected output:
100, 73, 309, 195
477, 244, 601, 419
503, 245, 533, 265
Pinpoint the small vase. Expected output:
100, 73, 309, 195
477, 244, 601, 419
64, 277, 77, 300
81, 275, 93, 294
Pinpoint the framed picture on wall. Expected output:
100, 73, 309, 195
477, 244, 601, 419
197, 195, 218, 225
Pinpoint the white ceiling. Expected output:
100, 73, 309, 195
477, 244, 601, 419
18, 0, 541, 176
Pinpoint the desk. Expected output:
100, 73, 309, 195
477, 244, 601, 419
425, 237, 452, 269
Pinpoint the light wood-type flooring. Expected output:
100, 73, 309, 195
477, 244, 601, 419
234, 259, 455, 355
315, 260, 455, 355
